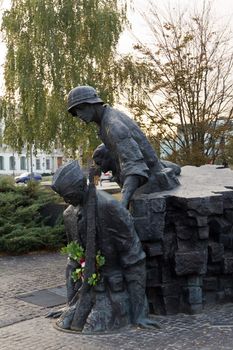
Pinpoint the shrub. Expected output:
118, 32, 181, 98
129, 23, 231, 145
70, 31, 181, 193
0, 182, 66, 254
0, 175, 15, 192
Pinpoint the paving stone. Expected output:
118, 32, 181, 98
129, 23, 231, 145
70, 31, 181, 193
2, 252, 233, 349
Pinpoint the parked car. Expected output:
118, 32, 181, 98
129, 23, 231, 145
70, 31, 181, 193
100, 171, 112, 185
15, 172, 42, 184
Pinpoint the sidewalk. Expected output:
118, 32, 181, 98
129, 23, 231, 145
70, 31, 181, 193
1, 252, 233, 350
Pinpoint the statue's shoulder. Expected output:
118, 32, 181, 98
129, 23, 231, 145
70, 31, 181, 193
102, 106, 130, 140
96, 190, 120, 213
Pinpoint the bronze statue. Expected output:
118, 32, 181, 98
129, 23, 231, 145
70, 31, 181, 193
51, 160, 160, 333
93, 143, 181, 188
67, 86, 180, 208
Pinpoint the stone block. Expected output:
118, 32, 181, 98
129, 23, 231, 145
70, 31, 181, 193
163, 230, 176, 259
198, 226, 209, 240
144, 243, 163, 257
175, 251, 207, 276
177, 239, 208, 252
159, 283, 181, 296
203, 291, 217, 304
133, 217, 151, 241
163, 295, 181, 315
130, 197, 148, 217
219, 233, 233, 249
223, 257, 233, 274
188, 303, 203, 314
209, 217, 232, 235
175, 225, 196, 240
207, 263, 222, 275
187, 211, 208, 226
149, 213, 165, 241
208, 242, 224, 263
224, 287, 233, 299
189, 196, 223, 215
187, 275, 203, 287
162, 263, 174, 283
221, 191, 233, 209
149, 195, 166, 213
146, 267, 161, 287
216, 291, 225, 302
173, 196, 223, 215
196, 216, 208, 227
146, 257, 159, 268
219, 277, 233, 289
202, 277, 218, 291
174, 216, 197, 227
183, 286, 202, 304
146, 290, 165, 315
146, 279, 161, 288
224, 209, 233, 223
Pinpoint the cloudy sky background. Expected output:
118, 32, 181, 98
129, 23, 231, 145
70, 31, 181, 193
0, 0, 233, 94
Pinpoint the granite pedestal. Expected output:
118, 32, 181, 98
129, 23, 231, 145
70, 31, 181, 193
131, 165, 233, 314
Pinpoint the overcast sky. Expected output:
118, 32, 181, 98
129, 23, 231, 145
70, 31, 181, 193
118, 0, 233, 53
0, 0, 233, 94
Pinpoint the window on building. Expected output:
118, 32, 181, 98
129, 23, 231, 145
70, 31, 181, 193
9, 156, 15, 170
0, 127, 2, 148
36, 158, 41, 170
0, 156, 4, 170
46, 158, 50, 170
20, 156, 26, 170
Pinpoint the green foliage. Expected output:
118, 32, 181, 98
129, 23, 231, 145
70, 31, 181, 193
61, 241, 105, 286
0, 184, 66, 254
61, 241, 85, 261
0, 175, 15, 192
96, 250, 105, 267
1, 0, 127, 162
88, 273, 99, 286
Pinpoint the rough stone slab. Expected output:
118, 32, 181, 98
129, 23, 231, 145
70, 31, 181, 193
209, 217, 232, 235
143, 242, 163, 257
148, 195, 166, 213
208, 242, 224, 263
130, 197, 148, 217
183, 286, 202, 304
187, 212, 209, 226
153, 165, 233, 210
135, 214, 165, 241
133, 217, 151, 241
198, 226, 209, 239
150, 213, 166, 240
159, 283, 182, 296
175, 251, 207, 276
186, 275, 203, 287
224, 209, 233, 223
220, 191, 233, 209
224, 257, 233, 274
203, 277, 218, 291
175, 224, 197, 240
163, 295, 181, 315
219, 233, 233, 249
172, 196, 223, 215
219, 277, 233, 289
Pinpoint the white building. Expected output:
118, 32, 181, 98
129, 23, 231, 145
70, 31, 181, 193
0, 123, 64, 176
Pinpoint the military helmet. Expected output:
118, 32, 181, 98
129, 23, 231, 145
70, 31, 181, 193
67, 86, 103, 112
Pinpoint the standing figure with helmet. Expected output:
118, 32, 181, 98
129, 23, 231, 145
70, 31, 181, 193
67, 85, 180, 208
